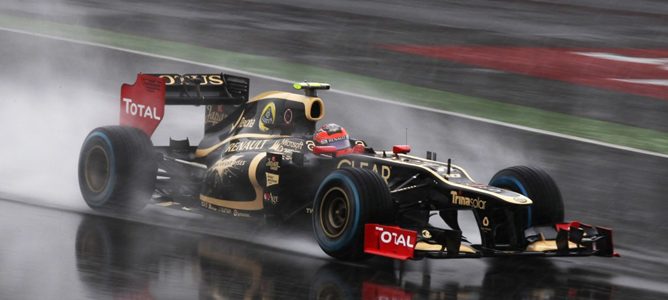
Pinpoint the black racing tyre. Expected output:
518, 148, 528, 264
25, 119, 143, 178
78, 126, 157, 212
312, 168, 394, 261
489, 166, 564, 227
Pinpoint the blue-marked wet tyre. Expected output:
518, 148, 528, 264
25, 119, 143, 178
78, 126, 157, 212
489, 166, 564, 227
313, 168, 394, 260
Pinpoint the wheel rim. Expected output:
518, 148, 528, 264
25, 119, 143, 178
85, 145, 110, 193
320, 187, 351, 239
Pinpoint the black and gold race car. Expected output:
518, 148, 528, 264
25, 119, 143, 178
78, 73, 617, 261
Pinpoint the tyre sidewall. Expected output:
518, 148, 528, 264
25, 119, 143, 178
79, 130, 117, 208
489, 166, 564, 227
488, 175, 533, 226
313, 172, 363, 254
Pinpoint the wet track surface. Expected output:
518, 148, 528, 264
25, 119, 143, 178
2, 0, 668, 299
2, 199, 667, 300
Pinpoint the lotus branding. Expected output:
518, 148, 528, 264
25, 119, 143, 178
158, 74, 223, 86
259, 103, 276, 132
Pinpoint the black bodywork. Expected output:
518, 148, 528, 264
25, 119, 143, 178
79, 73, 616, 260
140, 73, 615, 259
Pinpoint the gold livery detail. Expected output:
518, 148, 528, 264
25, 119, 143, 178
157, 74, 224, 86
238, 116, 256, 128
336, 159, 391, 183
209, 155, 247, 186
268, 138, 306, 153
200, 153, 266, 211
225, 140, 269, 153
450, 191, 487, 210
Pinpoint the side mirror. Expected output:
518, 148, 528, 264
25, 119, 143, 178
392, 145, 411, 154
313, 146, 337, 156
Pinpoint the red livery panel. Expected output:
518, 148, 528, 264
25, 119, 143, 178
120, 74, 166, 136
364, 224, 417, 260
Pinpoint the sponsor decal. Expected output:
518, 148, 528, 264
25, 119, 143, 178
225, 140, 268, 153
450, 191, 487, 210
266, 173, 279, 187
233, 209, 251, 218
265, 155, 280, 186
205, 105, 226, 125
122, 98, 162, 120
337, 159, 391, 183
421, 230, 432, 239
305, 207, 314, 214
378, 227, 415, 248
263, 192, 279, 205
210, 155, 247, 185
221, 138, 306, 155
305, 140, 316, 151
158, 74, 224, 86
266, 156, 280, 172
319, 135, 348, 144
120, 74, 165, 136
364, 224, 417, 260
201, 201, 233, 215
482, 216, 490, 227
237, 116, 256, 128
259, 102, 276, 132
283, 109, 293, 124
268, 138, 305, 153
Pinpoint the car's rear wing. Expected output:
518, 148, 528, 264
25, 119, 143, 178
152, 73, 249, 105
120, 73, 249, 136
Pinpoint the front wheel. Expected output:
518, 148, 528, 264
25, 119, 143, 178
312, 168, 394, 260
78, 126, 157, 212
489, 166, 564, 227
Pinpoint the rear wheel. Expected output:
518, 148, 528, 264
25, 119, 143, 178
489, 166, 564, 227
78, 126, 157, 212
312, 168, 394, 260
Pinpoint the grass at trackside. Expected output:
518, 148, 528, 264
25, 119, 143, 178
2, 14, 668, 155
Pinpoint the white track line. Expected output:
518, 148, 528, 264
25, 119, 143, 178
3, 26, 667, 159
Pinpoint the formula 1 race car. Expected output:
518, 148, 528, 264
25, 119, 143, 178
78, 73, 617, 260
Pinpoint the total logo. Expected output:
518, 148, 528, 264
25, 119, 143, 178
375, 226, 415, 248
122, 98, 162, 120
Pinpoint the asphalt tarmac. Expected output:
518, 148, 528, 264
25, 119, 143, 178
5, 198, 666, 300
1, 0, 668, 299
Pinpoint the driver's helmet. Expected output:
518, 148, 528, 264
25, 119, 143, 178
314, 123, 351, 150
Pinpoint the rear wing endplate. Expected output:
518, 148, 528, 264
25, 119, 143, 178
120, 73, 249, 136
